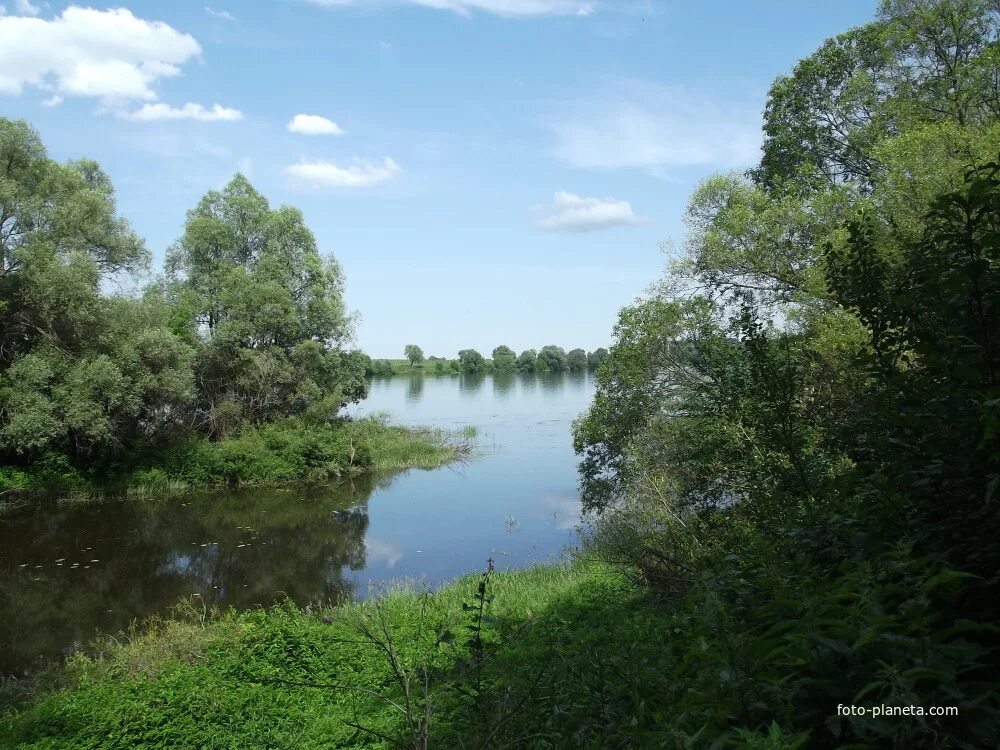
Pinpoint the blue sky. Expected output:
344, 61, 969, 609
0, 0, 877, 357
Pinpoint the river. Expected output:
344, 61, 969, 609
0, 371, 594, 676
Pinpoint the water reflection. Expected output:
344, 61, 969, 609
458, 373, 485, 395
492, 372, 515, 398
537, 372, 566, 395
406, 374, 424, 402
0, 476, 388, 676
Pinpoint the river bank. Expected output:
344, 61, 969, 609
0, 417, 470, 505
0, 560, 648, 748
3, 516, 983, 748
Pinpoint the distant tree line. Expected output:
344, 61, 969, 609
365, 345, 609, 376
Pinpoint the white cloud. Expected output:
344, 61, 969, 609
205, 6, 236, 21
288, 113, 343, 135
0, 7, 241, 120
126, 102, 244, 122
305, 0, 594, 17
535, 191, 644, 232
41, 94, 62, 107
364, 538, 403, 568
287, 157, 401, 187
0, 7, 200, 101
550, 82, 762, 172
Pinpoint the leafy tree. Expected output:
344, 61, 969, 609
516, 349, 537, 372
537, 345, 569, 373
586, 348, 608, 370
826, 160, 1000, 574
567, 348, 587, 371
167, 174, 350, 346
404, 344, 424, 366
167, 175, 361, 434
677, 0, 1000, 328
572, 9, 1000, 745
0, 118, 193, 462
458, 349, 485, 374
757, 0, 1000, 193
0, 119, 147, 365
365, 359, 394, 378
492, 345, 517, 372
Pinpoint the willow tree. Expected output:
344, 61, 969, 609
0, 118, 194, 464
492, 345, 517, 372
167, 175, 365, 434
404, 344, 424, 366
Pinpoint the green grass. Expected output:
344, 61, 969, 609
2, 532, 996, 748
343, 418, 472, 471
0, 562, 625, 749
0, 417, 470, 501
372, 358, 517, 375
383, 358, 468, 375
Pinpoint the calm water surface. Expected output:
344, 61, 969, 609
0, 372, 593, 676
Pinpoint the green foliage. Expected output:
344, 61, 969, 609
365, 358, 395, 377
586, 347, 608, 370
403, 344, 424, 366
566, 347, 587, 371
0, 123, 369, 483
491, 345, 517, 372
7, 545, 995, 749
457, 348, 485, 374
515, 348, 537, 372
572, 4, 1000, 747
359, 348, 594, 379
0, 466, 33, 491
0, 417, 463, 496
825, 159, 1000, 578
757, 0, 1000, 193
536, 345, 568, 373
167, 174, 363, 436
0, 118, 195, 466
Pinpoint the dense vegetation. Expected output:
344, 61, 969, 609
1, 563, 654, 749
4, 1, 1000, 748
366, 345, 608, 376
571, 0, 1000, 744
0, 120, 440, 495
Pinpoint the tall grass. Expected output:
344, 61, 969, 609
5, 536, 995, 747
0, 561, 603, 749
346, 416, 473, 471
0, 417, 474, 501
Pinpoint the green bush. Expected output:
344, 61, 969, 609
136, 419, 404, 489
0, 466, 35, 492
0, 418, 459, 498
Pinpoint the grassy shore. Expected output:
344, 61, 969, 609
0, 417, 471, 502
0, 562, 655, 749
379, 358, 467, 375
1, 533, 992, 747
